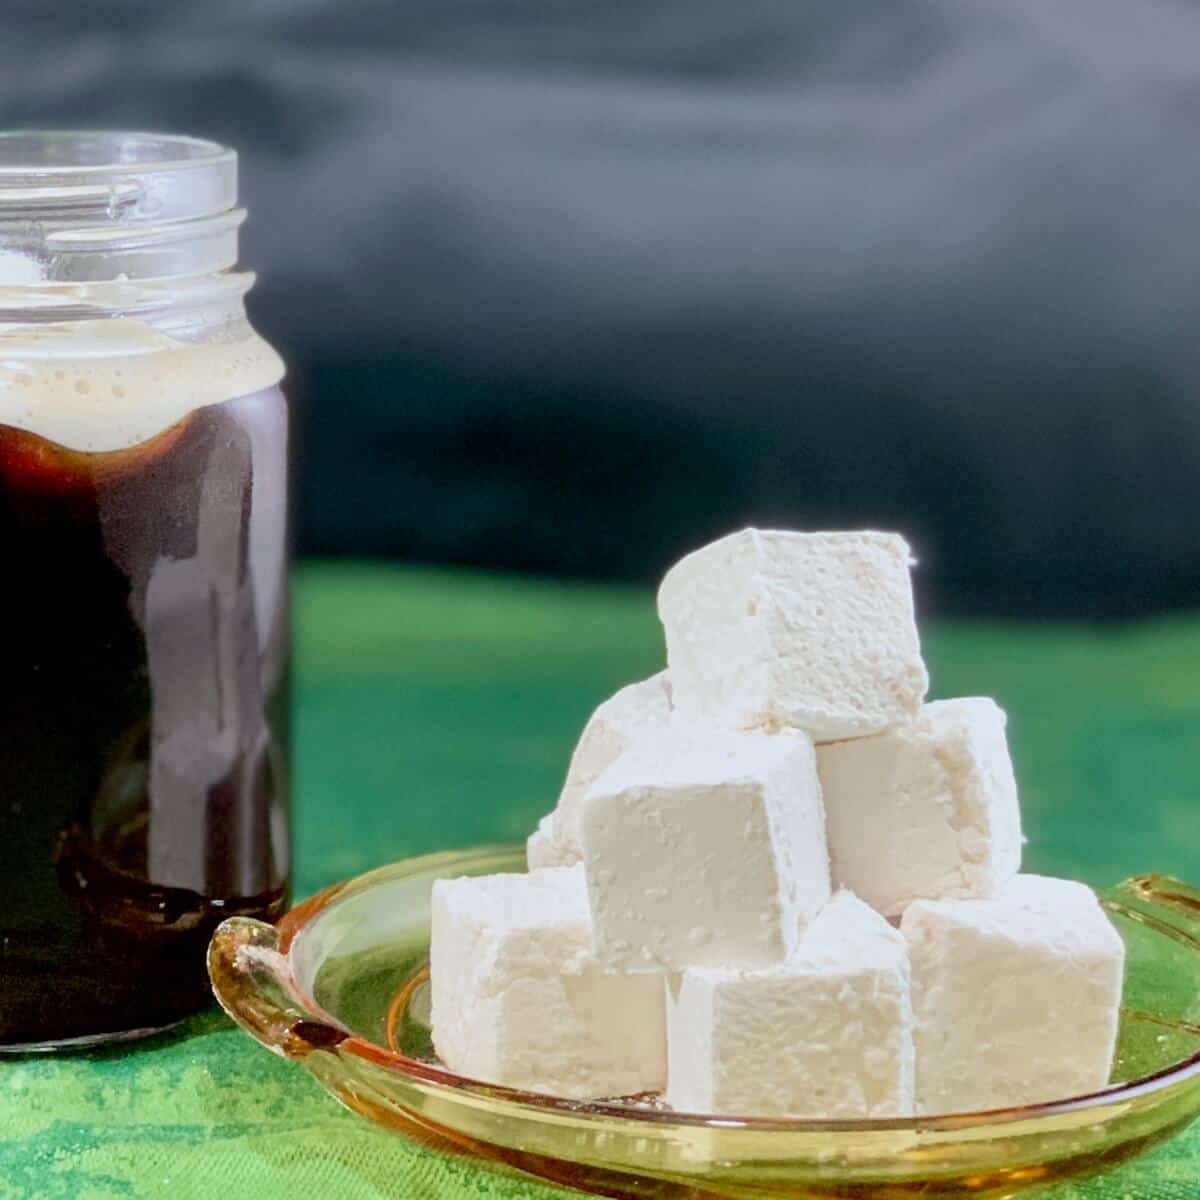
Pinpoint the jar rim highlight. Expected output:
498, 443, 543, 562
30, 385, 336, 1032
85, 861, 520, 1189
0, 130, 243, 286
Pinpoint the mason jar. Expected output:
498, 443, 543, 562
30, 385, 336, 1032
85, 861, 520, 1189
0, 132, 290, 1048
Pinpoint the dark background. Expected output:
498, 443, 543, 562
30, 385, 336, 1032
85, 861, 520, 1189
5, 0, 1200, 617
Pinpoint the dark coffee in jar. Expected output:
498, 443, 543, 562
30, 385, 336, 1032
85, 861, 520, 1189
0, 323, 289, 1046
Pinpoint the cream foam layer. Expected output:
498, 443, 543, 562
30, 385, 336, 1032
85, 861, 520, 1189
0, 318, 285, 453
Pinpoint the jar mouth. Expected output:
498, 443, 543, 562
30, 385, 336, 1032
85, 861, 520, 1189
0, 131, 233, 176
0, 131, 242, 286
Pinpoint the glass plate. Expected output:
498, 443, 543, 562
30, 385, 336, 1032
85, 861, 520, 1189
208, 847, 1200, 1198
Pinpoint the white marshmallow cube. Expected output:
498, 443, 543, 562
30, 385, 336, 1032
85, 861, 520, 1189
658, 528, 928, 742
525, 812, 563, 870
430, 866, 666, 1099
666, 890, 915, 1117
902, 874, 1125, 1115
527, 671, 673, 869
581, 729, 830, 972
819, 697, 1023, 917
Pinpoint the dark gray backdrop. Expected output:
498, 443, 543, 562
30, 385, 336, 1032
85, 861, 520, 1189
4, 0, 1200, 615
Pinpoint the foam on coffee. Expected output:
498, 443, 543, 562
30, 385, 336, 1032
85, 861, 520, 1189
0, 318, 285, 453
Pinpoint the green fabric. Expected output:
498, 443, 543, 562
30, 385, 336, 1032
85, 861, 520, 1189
3, 562, 1200, 1199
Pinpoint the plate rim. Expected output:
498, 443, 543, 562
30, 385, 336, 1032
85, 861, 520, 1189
277, 844, 1200, 1134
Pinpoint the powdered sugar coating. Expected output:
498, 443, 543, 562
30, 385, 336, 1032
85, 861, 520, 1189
658, 529, 928, 742
901, 874, 1125, 1115
667, 890, 915, 1117
431, 866, 667, 1099
580, 728, 830, 972
530, 672, 673, 869
819, 697, 1023, 916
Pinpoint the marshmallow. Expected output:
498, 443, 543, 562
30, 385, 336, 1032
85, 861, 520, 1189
581, 729, 830, 972
658, 528, 928, 742
901, 875, 1125, 1115
431, 866, 666, 1099
525, 812, 567, 870
529, 672, 673, 869
666, 891, 915, 1117
819, 698, 1022, 916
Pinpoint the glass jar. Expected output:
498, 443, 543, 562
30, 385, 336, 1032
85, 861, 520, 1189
0, 132, 290, 1048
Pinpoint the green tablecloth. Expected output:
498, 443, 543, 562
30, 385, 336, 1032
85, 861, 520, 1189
3, 562, 1200, 1199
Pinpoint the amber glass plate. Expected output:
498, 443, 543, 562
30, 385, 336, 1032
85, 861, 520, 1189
209, 847, 1200, 1199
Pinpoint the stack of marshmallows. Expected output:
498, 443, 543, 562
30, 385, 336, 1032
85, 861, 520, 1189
430, 530, 1125, 1117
